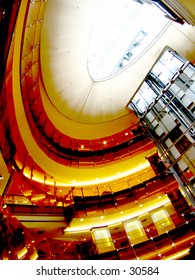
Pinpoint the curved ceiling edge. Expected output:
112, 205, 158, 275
40, 83, 138, 139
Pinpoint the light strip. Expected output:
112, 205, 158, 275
22, 160, 151, 187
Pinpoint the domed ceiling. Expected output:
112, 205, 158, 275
40, 0, 169, 124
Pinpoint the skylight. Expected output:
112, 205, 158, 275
87, 0, 169, 81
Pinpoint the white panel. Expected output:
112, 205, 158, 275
165, 138, 173, 148
178, 159, 188, 171
185, 88, 195, 103
176, 89, 185, 99
155, 125, 164, 136
189, 81, 195, 93
181, 94, 193, 108
161, 113, 176, 132
146, 112, 158, 128
169, 83, 180, 94
183, 65, 195, 78
169, 145, 181, 159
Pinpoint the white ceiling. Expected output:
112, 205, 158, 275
40, 0, 165, 124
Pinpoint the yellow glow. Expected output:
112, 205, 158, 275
29, 250, 38, 260
164, 249, 189, 260
31, 194, 46, 201
93, 228, 110, 240
151, 209, 174, 234
22, 158, 152, 187
17, 247, 28, 259
91, 228, 115, 254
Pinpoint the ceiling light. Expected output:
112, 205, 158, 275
87, 0, 169, 81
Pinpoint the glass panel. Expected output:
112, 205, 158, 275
139, 212, 158, 238
151, 208, 174, 234
133, 240, 157, 260
124, 218, 148, 244
118, 246, 136, 260
91, 228, 115, 254
109, 223, 129, 249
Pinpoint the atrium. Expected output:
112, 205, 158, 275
0, 0, 195, 260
